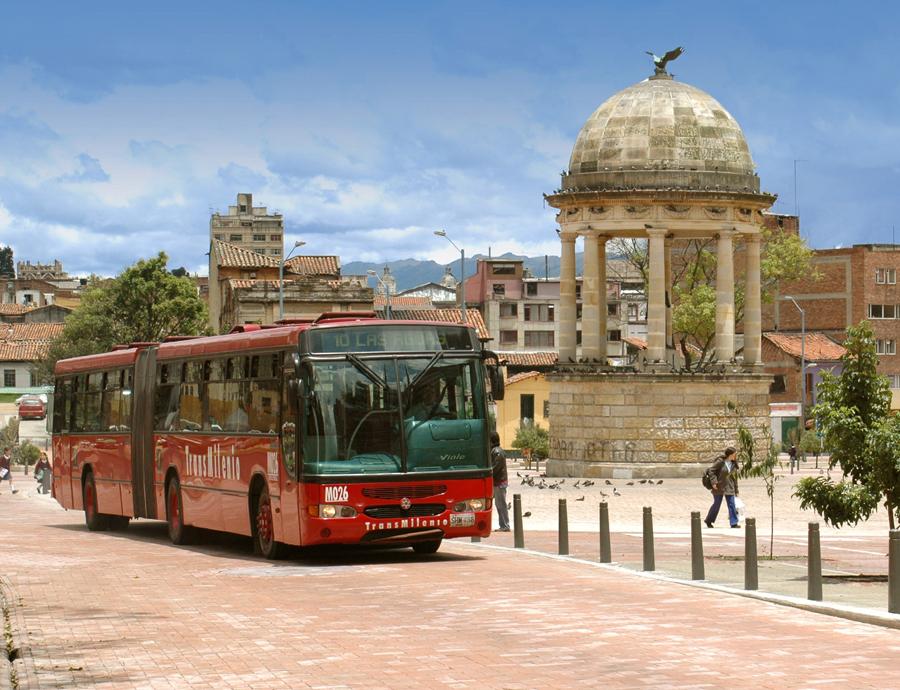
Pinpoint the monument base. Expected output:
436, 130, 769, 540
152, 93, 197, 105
545, 370, 772, 479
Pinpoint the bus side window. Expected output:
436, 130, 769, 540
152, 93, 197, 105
281, 376, 298, 479
154, 362, 183, 431
71, 375, 83, 432
53, 379, 70, 433
120, 369, 133, 430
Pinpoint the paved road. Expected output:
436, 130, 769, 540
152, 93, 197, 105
3, 491, 900, 689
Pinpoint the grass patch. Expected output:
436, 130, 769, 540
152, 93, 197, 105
0, 394, 20, 403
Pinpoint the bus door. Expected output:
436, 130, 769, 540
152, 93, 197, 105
277, 363, 302, 545
52, 379, 74, 508
131, 347, 158, 519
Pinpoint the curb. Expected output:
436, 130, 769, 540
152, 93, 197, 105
0, 577, 32, 690
457, 540, 900, 631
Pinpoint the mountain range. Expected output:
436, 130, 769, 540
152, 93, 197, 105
343, 252, 587, 292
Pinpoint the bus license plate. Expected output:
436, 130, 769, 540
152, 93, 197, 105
450, 512, 475, 527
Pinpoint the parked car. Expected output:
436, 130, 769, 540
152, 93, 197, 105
17, 396, 46, 420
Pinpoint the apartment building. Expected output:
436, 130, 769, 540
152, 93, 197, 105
210, 193, 284, 262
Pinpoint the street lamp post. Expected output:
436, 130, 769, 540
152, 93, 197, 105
785, 296, 806, 470
367, 269, 392, 319
279, 240, 306, 321
434, 230, 466, 326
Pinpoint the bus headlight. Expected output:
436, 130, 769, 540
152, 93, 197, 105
452, 498, 490, 512
313, 505, 358, 518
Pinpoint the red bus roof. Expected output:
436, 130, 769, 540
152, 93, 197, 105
54, 317, 477, 375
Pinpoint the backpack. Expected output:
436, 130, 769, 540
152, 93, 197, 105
701, 466, 717, 490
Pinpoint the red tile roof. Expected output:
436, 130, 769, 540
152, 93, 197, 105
763, 332, 846, 361
506, 370, 543, 385
390, 308, 490, 340
213, 239, 280, 268
375, 295, 433, 309
0, 304, 35, 315
624, 336, 647, 350
284, 255, 340, 276
1, 324, 65, 340
0, 340, 52, 361
497, 351, 558, 367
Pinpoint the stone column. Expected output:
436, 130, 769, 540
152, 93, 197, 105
715, 228, 736, 362
664, 238, 673, 349
559, 233, 578, 363
743, 233, 762, 366
597, 236, 608, 361
646, 228, 667, 362
582, 234, 601, 360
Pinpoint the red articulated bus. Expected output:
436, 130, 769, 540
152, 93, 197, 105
51, 314, 505, 558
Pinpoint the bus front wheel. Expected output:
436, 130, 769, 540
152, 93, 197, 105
83, 472, 108, 531
166, 477, 192, 545
252, 485, 284, 560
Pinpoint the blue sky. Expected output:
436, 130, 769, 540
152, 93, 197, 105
1, 1, 898, 276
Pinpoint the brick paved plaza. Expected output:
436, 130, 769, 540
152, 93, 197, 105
2, 468, 900, 689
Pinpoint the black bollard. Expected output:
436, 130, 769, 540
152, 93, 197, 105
513, 493, 524, 549
599, 502, 611, 563
744, 517, 758, 591
890, 529, 900, 614
558, 498, 569, 555
691, 511, 705, 580
808, 522, 822, 601
642, 506, 655, 571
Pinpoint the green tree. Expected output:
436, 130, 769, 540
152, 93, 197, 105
33, 252, 208, 383
511, 423, 550, 459
15, 441, 41, 473
0, 417, 19, 449
794, 322, 898, 529
799, 428, 824, 463
736, 425, 782, 558
0, 246, 13, 278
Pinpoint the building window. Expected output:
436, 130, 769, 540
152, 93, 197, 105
576, 330, 582, 345
542, 399, 550, 418
499, 303, 518, 318
888, 374, 900, 388
876, 339, 896, 355
492, 284, 506, 296
499, 330, 518, 345
270, 234, 281, 241
876, 268, 897, 284
239, 204, 248, 213
575, 285, 582, 299
229, 234, 242, 242
520, 394, 535, 425
576, 304, 583, 320
867, 304, 897, 319
213, 233, 224, 240
270, 249, 281, 255
769, 375, 786, 394
524, 304, 554, 322
607, 329, 622, 342
627, 303, 640, 320
526, 283, 538, 296
252, 234, 266, 241
491, 263, 516, 275
524, 331, 554, 347
3, 370, 14, 387
607, 303, 618, 317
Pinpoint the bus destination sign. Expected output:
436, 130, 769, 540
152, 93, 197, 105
308, 325, 474, 353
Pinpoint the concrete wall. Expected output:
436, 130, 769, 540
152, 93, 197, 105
545, 371, 771, 478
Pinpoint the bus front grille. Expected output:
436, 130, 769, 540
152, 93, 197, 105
362, 485, 447, 500
364, 504, 446, 518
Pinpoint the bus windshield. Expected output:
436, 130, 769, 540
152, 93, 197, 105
301, 356, 488, 476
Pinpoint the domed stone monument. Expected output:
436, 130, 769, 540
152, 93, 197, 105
543, 51, 774, 478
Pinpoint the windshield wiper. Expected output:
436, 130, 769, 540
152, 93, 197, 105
346, 353, 387, 389
407, 351, 444, 392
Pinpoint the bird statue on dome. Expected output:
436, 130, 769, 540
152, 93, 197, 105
645, 46, 684, 76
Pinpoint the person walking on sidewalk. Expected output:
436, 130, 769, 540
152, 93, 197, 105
34, 452, 52, 495
705, 446, 739, 528
491, 432, 510, 532
0, 447, 17, 495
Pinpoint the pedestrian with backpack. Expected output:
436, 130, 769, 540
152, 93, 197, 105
704, 446, 740, 528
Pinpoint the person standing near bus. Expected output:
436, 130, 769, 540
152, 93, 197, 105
0, 447, 17, 495
34, 452, 52, 495
490, 432, 510, 532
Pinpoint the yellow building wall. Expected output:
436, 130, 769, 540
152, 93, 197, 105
495, 373, 551, 449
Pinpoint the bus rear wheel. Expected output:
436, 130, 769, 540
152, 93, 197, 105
83, 472, 108, 531
412, 539, 442, 555
253, 486, 284, 560
166, 477, 192, 545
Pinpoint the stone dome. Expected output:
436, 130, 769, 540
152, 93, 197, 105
561, 75, 760, 195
